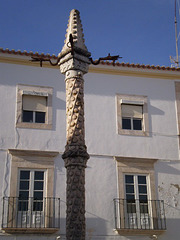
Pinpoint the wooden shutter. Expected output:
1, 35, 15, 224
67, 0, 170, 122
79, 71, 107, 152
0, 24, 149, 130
23, 95, 47, 112
122, 104, 142, 118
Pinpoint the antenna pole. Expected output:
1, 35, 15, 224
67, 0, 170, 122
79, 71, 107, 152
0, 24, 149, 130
175, 0, 179, 66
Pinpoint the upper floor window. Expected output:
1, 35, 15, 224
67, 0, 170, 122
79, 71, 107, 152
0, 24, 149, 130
122, 104, 143, 130
22, 95, 47, 124
16, 84, 53, 129
116, 94, 149, 136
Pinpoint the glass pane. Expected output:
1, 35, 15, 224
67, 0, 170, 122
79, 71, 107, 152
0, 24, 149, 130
20, 181, 29, 190
122, 118, 131, 129
125, 175, 134, 184
18, 200, 28, 211
19, 191, 29, 200
23, 110, 33, 122
138, 185, 147, 194
35, 171, 44, 180
34, 191, 43, 200
127, 203, 136, 213
133, 119, 142, 130
138, 176, 147, 184
139, 195, 148, 202
126, 194, 135, 201
126, 185, 134, 193
140, 203, 148, 213
34, 181, 44, 190
20, 171, 30, 180
33, 201, 43, 211
35, 111, 45, 123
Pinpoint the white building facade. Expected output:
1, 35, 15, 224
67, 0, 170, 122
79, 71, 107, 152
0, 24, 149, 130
0, 48, 180, 239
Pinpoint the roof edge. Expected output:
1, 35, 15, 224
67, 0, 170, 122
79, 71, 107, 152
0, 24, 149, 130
0, 47, 180, 72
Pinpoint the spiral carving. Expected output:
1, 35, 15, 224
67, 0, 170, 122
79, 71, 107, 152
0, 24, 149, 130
66, 162, 86, 240
65, 75, 85, 147
62, 72, 89, 240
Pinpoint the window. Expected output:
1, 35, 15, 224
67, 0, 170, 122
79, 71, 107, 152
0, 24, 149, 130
114, 157, 166, 235
22, 95, 46, 123
18, 170, 45, 212
2, 149, 60, 233
124, 174, 150, 229
122, 104, 143, 130
16, 84, 53, 129
116, 94, 149, 136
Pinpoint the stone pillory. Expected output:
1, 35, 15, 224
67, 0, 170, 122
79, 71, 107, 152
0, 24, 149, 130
58, 9, 90, 240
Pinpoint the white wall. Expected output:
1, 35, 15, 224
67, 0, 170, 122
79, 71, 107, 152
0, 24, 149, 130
0, 61, 180, 239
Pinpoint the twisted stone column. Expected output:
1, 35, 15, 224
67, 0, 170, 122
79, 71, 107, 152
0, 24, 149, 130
62, 71, 89, 239
58, 9, 91, 240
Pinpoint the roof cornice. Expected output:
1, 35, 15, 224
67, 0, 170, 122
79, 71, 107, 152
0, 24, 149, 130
1, 48, 180, 79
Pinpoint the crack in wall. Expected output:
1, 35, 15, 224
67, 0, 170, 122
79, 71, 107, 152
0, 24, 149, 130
15, 127, 20, 149
3, 152, 10, 197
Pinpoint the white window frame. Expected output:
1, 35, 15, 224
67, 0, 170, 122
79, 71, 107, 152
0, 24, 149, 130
124, 173, 153, 229
17, 169, 47, 227
16, 84, 53, 129
116, 94, 149, 136
115, 157, 158, 232
18, 169, 46, 203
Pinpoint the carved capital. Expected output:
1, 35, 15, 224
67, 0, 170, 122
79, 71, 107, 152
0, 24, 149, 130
59, 55, 90, 75
62, 144, 89, 162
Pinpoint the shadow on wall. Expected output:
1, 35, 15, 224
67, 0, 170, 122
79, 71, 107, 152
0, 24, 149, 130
59, 217, 108, 240
158, 219, 180, 240
155, 161, 180, 176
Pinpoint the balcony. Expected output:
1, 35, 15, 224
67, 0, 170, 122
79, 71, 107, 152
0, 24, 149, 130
2, 197, 60, 234
113, 198, 166, 236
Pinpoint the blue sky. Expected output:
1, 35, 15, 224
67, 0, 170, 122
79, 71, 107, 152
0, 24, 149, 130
0, 0, 179, 66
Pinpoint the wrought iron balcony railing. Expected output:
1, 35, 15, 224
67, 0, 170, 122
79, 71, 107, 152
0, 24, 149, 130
114, 198, 166, 231
2, 197, 60, 232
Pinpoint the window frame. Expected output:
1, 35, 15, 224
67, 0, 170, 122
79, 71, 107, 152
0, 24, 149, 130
116, 94, 149, 136
16, 84, 53, 129
18, 169, 46, 212
3, 149, 59, 233
115, 157, 156, 202
8, 149, 58, 200
114, 156, 163, 235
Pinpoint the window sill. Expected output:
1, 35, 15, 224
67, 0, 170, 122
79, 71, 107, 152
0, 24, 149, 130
2, 228, 59, 234
115, 228, 166, 236
118, 129, 149, 136
16, 122, 52, 130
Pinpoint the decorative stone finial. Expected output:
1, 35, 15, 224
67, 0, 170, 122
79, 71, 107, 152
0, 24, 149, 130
61, 9, 88, 54
58, 9, 91, 75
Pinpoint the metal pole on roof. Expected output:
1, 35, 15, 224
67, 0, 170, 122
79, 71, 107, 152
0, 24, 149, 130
175, 0, 179, 66
170, 0, 180, 67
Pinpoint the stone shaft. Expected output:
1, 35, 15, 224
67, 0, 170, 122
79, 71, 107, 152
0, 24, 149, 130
65, 158, 86, 240
62, 72, 89, 240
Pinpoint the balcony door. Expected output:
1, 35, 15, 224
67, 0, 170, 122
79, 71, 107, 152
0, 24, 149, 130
18, 169, 45, 228
124, 174, 152, 229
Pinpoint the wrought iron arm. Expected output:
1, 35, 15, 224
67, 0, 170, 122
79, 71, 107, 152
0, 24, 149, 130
90, 53, 122, 66
30, 56, 60, 67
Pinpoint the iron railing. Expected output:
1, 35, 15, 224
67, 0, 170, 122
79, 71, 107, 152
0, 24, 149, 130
114, 198, 166, 230
2, 197, 60, 229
